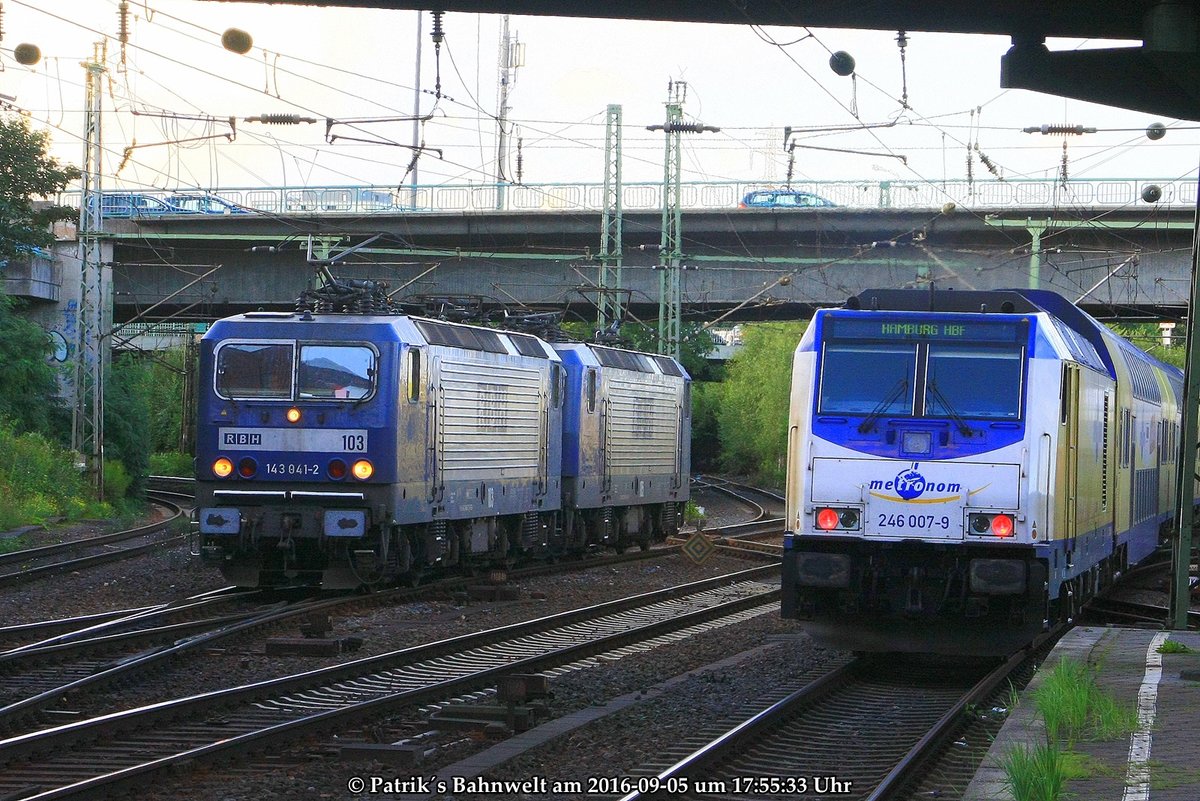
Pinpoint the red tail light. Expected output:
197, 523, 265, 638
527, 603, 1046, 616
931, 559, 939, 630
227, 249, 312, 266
816, 508, 840, 530
991, 514, 1014, 537
328, 459, 347, 480
237, 457, 257, 478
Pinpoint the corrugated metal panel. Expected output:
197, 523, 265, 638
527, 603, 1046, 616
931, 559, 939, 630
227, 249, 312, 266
438, 360, 543, 480
606, 376, 679, 474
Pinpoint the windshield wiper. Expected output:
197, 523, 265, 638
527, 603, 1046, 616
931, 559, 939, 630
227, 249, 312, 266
857, 377, 908, 434
926, 380, 975, 437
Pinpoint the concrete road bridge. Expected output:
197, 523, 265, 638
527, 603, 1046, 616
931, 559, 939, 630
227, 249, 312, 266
76, 177, 1197, 326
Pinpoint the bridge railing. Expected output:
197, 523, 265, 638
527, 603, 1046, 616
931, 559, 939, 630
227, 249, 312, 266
57, 177, 1199, 217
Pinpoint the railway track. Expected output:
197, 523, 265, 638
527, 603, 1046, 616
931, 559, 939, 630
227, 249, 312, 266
0, 566, 780, 799
1084, 595, 1200, 628
0, 492, 185, 587
620, 635, 1056, 801
0, 476, 780, 743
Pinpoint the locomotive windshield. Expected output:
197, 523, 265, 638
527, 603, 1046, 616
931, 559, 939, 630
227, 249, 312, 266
215, 341, 376, 401
298, 345, 375, 400
926, 345, 1022, 418
216, 343, 292, 399
817, 315, 1026, 421
819, 343, 916, 415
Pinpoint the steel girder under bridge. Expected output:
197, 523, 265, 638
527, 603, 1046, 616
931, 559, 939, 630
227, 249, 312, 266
104, 205, 1196, 324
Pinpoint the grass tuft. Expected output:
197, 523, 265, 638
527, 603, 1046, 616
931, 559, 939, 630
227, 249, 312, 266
1002, 740, 1066, 801
1156, 639, 1194, 655
1032, 657, 1138, 745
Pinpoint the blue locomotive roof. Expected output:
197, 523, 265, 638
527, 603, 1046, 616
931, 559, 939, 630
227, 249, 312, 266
203, 312, 413, 343
203, 312, 561, 362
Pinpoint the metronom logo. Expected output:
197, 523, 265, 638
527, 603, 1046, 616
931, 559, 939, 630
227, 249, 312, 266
869, 467, 961, 501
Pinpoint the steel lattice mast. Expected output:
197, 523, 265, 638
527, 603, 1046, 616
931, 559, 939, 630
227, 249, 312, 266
649, 82, 717, 358
597, 104, 624, 333
73, 42, 107, 496
654, 83, 684, 358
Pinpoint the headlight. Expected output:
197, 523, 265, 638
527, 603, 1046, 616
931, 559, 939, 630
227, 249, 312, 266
351, 459, 373, 480
212, 457, 233, 478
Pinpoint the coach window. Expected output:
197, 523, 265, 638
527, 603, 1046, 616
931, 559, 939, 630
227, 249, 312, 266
216, 342, 293, 399
586, 368, 597, 413
298, 345, 375, 400
407, 348, 422, 402
819, 343, 915, 415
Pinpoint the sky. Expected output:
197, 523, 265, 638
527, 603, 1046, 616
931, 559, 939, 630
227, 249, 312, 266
3, 0, 1196, 197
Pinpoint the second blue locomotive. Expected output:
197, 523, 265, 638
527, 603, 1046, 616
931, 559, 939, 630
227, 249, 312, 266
195, 310, 690, 588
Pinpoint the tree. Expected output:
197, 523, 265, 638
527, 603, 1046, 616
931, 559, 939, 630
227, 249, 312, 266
0, 291, 66, 437
715, 321, 808, 484
0, 114, 79, 439
1107, 322, 1186, 370
0, 114, 78, 260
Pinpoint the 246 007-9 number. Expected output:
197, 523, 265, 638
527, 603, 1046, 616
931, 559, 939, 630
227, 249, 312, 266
877, 513, 951, 530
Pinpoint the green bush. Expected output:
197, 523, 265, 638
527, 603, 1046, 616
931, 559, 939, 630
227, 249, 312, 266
103, 459, 132, 502
0, 291, 68, 440
0, 420, 110, 529
104, 354, 153, 497
149, 452, 193, 477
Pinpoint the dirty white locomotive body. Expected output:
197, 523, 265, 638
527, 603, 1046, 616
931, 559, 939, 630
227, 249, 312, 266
782, 289, 1181, 654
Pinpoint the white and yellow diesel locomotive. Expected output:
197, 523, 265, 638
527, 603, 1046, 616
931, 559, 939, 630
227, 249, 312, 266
782, 288, 1182, 654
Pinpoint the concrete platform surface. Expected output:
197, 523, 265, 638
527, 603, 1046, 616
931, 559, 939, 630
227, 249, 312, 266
964, 626, 1200, 801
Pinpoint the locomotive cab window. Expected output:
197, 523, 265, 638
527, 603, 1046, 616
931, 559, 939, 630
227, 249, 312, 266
925, 344, 1022, 419
819, 343, 916, 415
550, 363, 564, 408
298, 345, 375, 400
586, 368, 597, 413
407, 348, 422, 403
216, 342, 293, 399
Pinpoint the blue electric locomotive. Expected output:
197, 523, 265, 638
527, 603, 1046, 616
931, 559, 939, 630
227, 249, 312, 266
194, 304, 690, 588
782, 288, 1182, 655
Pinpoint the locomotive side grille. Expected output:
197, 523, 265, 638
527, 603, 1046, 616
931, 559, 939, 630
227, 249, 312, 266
605, 376, 678, 474
1101, 393, 1109, 510
438, 360, 543, 480
1134, 467, 1159, 523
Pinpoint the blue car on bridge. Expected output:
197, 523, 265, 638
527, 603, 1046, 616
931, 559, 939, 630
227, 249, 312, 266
98, 193, 182, 218
165, 194, 251, 215
739, 189, 836, 208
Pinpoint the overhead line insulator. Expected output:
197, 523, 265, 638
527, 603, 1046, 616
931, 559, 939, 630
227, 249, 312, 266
246, 113, 317, 125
